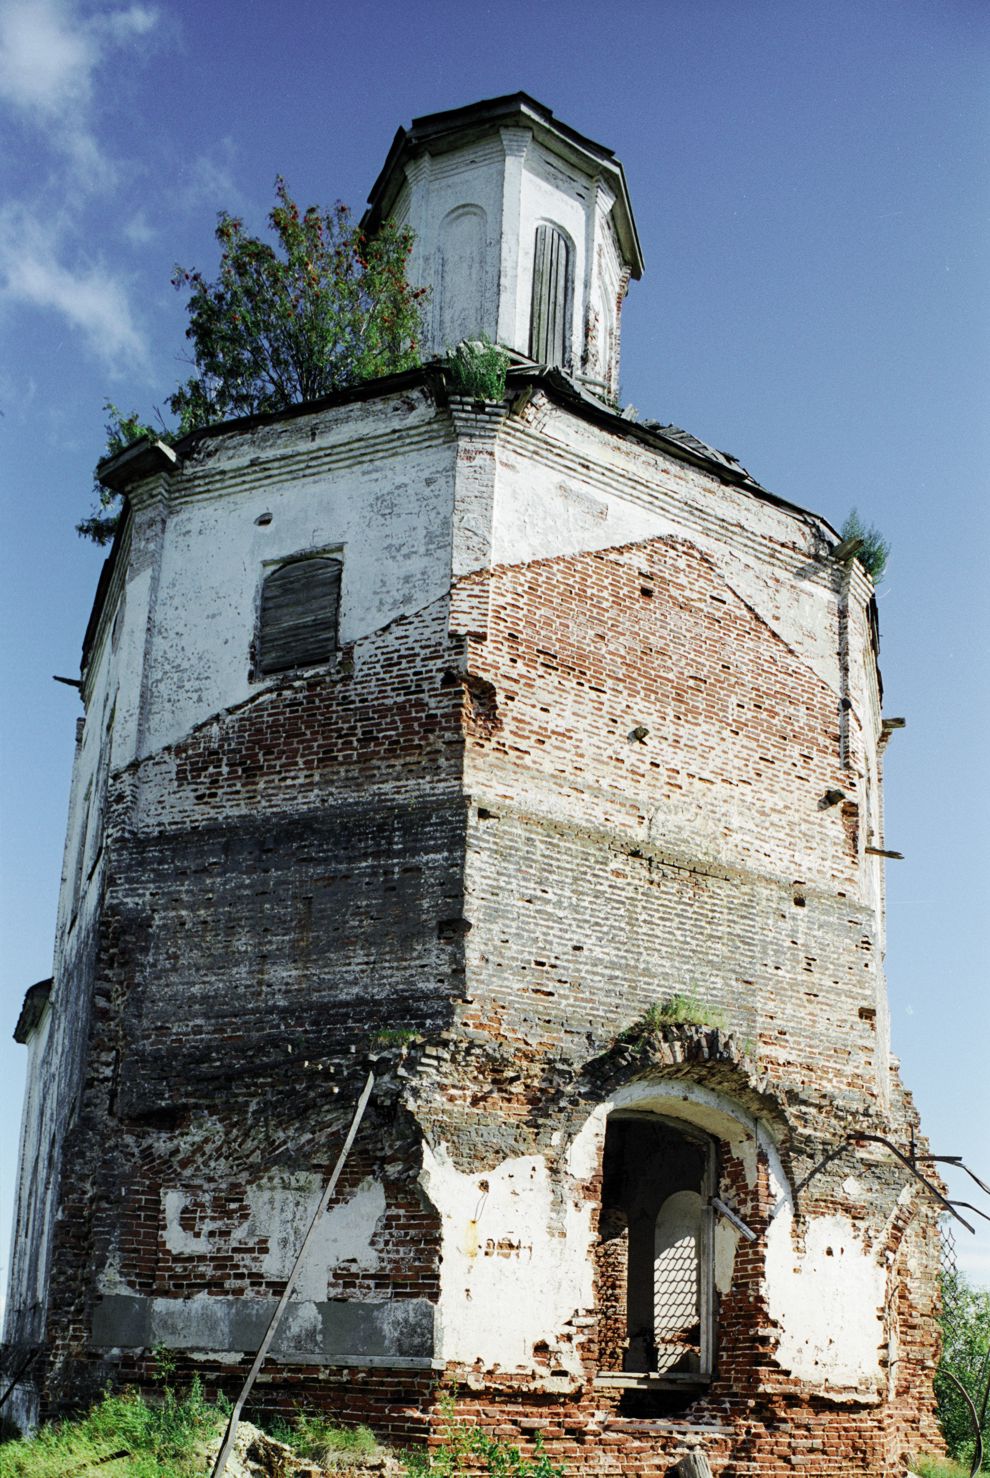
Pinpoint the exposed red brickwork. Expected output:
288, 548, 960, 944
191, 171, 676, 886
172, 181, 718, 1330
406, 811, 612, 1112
456, 539, 886, 1104
595, 1207, 630, 1373
35, 597, 467, 1418
440, 534, 941, 1470
8, 396, 941, 1476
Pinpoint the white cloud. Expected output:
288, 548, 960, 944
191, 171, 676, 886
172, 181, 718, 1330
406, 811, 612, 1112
0, 366, 38, 418
0, 0, 160, 188
10, 253, 145, 364
123, 209, 156, 246
176, 141, 243, 215
98, 4, 158, 41
0, 0, 95, 118
0, 208, 148, 368
0, 1, 162, 367
65, 124, 120, 192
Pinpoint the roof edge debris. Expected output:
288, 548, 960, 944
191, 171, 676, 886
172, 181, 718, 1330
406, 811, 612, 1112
86, 363, 839, 677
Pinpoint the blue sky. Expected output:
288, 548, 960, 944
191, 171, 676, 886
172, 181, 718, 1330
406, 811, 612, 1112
0, 0, 988, 1300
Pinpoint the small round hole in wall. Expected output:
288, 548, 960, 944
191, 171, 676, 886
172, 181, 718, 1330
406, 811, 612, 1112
255, 512, 273, 526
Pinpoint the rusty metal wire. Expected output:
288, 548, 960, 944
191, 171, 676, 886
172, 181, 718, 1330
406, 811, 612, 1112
940, 1216, 959, 1295
938, 1215, 989, 1477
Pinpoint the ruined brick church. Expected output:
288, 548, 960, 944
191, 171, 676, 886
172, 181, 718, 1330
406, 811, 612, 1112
4, 96, 943, 1473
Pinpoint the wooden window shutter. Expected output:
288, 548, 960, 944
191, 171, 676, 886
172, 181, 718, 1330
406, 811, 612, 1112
529, 224, 571, 366
258, 557, 341, 675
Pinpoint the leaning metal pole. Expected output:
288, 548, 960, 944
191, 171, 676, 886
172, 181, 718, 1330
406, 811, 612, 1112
210, 1071, 376, 1478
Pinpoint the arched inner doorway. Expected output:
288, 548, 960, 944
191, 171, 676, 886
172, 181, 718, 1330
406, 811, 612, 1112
597, 1113, 716, 1387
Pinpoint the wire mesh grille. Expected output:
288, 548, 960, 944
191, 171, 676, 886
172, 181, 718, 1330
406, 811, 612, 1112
654, 1232, 700, 1372
939, 1214, 961, 1339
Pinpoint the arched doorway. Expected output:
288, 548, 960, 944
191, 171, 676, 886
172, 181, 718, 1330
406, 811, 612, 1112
596, 1114, 716, 1388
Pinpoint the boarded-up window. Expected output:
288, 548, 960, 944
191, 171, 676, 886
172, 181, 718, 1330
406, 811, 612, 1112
257, 557, 341, 675
529, 224, 571, 366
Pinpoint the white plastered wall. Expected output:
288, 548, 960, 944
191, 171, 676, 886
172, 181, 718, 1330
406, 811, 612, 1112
397, 138, 505, 356
488, 403, 842, 697
92, 388, 457, 765
456, 405, 882, 902
421, 1082, 888, 1395
764, 1157, 887, 1393
508, 138, 590, 362
398, 130, 630, 376
5, 1005, 54, 1316
420, 1140, 596, 1379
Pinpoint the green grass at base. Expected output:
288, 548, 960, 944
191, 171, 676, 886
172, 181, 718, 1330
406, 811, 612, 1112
0, 1381, 225, 1478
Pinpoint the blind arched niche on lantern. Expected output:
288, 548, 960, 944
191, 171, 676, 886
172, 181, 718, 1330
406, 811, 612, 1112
437, 205, 488, 349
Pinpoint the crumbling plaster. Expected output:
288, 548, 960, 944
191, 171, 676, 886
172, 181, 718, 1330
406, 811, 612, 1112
64, 383, 879, 931
3, 376, 938, 1469
490, 399, 857, 706
416, 1077, 892, 1395
161, 1174, 387, 1300
131, 389, 456, 762
420, 1141, 595, 1377
4, 82, 942, 1473
77, 380, 889, 1117
6, 1002, 55, 1319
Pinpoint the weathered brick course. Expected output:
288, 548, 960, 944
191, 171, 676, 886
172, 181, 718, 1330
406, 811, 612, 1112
3, 372, 941, 1474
